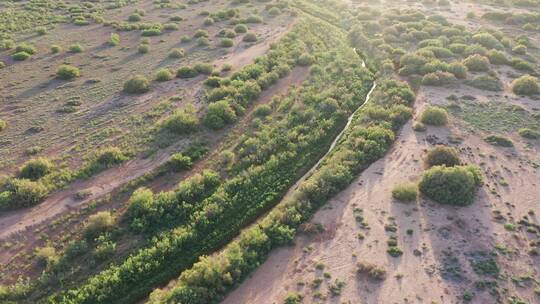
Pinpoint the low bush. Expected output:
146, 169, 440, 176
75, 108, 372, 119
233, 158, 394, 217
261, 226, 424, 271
51, 45, 62, 54
84, 211, 115, 240
194, 63, 213, 75
168, 48, 185, 58
155, 69, 173, 82
420, 106, 448, 126
421, 71, 456, 86
177, 66, 198, 78
486, 50, 508, 65
15, 43, 36, 54
36, 26, 47, 35
253, 104, 272, 117
447, 62, 467, 79
518, 128, 540, 139
162, 109, 199, 134
138, 44, 150, 54
511, 75, 540, 95
108, 33, 120, 46
56, 65, 81, 80
426, 146, 460, 167
511, 58, 535, 72
243, 32, 257, 42
268, 7, 281, 16
203, 100, 236, 129
194, 29, 209, 38
234, 24, 248, 33
357, 262, 386, 280
69, 43, 84, 53
80, 147, 128, 178
484, 135, 513, 147
472, 33, 504, 50
462, 54, 490, 72
297, 53, 315, 66
123, 75, 150, 93
35, 246, 58, 268
391, 183, 418, 202
512, 44, 527, 55
128, 13, 142, 22
466, 75, 502, 91
220, 38, 234, 47
167, 153, 193, 172
412, 121, 426, 132
2, 178, 48, 208
19, 158, 54, 180
196, 37, 210, 47
12, 51, 31, 61
142, 28, 162, 36
0, 119, 6, 132
419, 165, 482, 205
203, 17, 214, 26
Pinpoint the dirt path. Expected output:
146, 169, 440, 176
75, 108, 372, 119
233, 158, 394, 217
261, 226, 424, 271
0, 23, 296, 241
222, 92, 540, 304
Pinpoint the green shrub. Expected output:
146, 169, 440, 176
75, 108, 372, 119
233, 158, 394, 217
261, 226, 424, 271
472, 33, 504, 50
284, 293, 302, 304
12, 51, 31, 61
512, 44, 527, 55
234, 24, 248, 33
194, 29, 209, 38
0, 119, 6, 132
56, 65, 81, 80
421, 71, 456, 86
426, 146, 460, 167
51, 45, 62, 54
168, 48, 185, 58
463, 44, 488, 56
419, 165, 482, 205
163, 23, 178, 31
392, 183, 418, 202
81, 147, 128, 177
253, 104, 272, 117
162, 109, 199, 134
297, 53, 315, 66
128, 13, 142, 22
109, 33, 120, 46
155, 69, 173, 82
123, 75, 150, 93
177, 66, 198, 78
268, 7, 281, 16
203, 100, 236, 129
511, 75, 540, 95
486, 50, 508, 65
220, 38, 234, 48
142, 28, 162, 36
243, 32, 257, 42
19, 158, 54, 180
466, 75, 502, 91
518, 128, 540, 139
35, 246, 58, 267
420, 106, 448, 126
511, 58, 535, 72
15, 43, 36, 54
84, 211, 115, 239
138, 44, 150, 53
36, 26, 47, 35
4, 178, 49, 208
462, 54, 490, 72
194, 63, 213, 75
448, 62, 467, 79
412, 121, 426, 132
69, 43, 84, 53
484, 135, 513, 147
203, 17, 214, 26
196, 37, 210, 47
180, 35, 192, 43
167, 153, 193, 172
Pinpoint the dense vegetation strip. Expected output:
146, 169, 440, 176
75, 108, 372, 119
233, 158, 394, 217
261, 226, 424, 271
45, 15, 374, 304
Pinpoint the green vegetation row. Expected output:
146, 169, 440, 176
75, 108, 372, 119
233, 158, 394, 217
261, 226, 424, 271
44, 15, 374, 304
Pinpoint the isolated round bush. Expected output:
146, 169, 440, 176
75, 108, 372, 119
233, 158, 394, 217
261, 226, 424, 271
0, 119, 6, 132
6, 178, 48, 207
167, 153, 193, 171
177, 66, 198, 78
194, 63, 213, 75
462, 54, 490, 72
109, 33, 120, 46
203, 17, 215, 26
242, 32, 257, 42
484, 135, 513, 147
392, 183, 418, 202
123, 75, 150, 93
426, 146, 461, 167
486, 50, 508, 65
194, 29, 209, 38
420, 106, 448, 126
84, 211, 115, 239
155, 68, 173, 81
511, 75, 540, 96
36, 26, 47, 36
56, 65, 81, 80
69, 43, 84, 53
94, 147, 128, 166
19, 158, 54, 180
412, 121, 426, 132
512, 44, 527, 55
234, 24, 248, 33
168, 48, 185, 58
419, 165, 482, 205
220, 38, 234, 48
196, 37, 210, 47
51, 45, 62, 54
268, 7, 281, 16
136, 43, 150, 54
128, 13, 142, 22
12, 51, 31, 61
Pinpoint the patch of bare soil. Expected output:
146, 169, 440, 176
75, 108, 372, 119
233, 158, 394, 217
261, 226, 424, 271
222, 92, 540, 304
